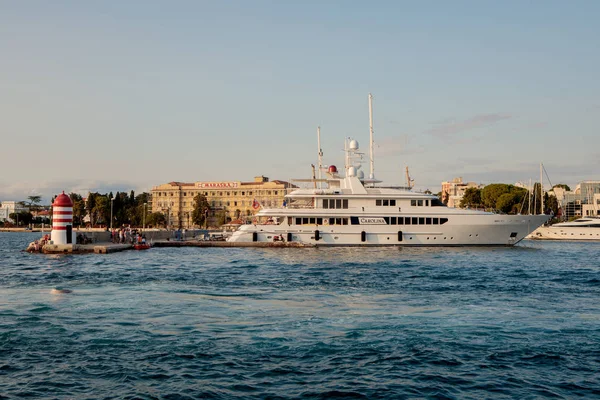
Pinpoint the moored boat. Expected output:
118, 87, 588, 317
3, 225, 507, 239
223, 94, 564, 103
228, 95, 549, 246
528, 217, 600, 240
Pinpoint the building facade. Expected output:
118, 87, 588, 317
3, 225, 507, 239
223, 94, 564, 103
441, 177, 483, 208
0, 201, 29, 223
151, 176, 293, 229
556, 181, 600, 219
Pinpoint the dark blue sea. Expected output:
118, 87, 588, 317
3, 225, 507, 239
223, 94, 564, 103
1, 232, 599, 399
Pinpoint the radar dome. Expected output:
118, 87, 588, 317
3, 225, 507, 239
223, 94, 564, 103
349, 139, 359, 150
328, 165, 338, 173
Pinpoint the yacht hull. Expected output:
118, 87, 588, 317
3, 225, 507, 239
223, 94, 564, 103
528, 226, 600, 241
228, 214, 549, 246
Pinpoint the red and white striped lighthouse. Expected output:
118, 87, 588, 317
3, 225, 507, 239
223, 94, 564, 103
51, 191, 75, 245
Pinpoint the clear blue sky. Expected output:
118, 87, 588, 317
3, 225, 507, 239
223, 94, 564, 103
1, 0, 599, 203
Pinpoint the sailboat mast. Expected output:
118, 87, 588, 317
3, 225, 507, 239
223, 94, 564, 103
368, 93, 375, 180
528, 178, 532, 215
540, 163, 544, 214
317, 126, 323, 189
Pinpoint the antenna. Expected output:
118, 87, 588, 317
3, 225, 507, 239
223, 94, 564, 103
368, 93, 375, 181
317, 126, 323, 189
540, 163, 544, 215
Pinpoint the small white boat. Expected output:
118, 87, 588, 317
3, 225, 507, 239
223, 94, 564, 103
528, 217, 600, 241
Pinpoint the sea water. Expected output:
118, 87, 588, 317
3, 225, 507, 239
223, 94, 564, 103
1, 232, 599, 399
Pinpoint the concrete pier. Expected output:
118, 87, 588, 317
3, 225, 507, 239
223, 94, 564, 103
38, 243, 133, 254
26, 239, 311, 253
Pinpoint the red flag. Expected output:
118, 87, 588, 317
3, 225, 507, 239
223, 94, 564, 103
252, 199, 260, 210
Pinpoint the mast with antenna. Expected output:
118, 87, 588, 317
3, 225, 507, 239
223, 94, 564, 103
368, 93, 375, 181
317, 126, 323, 189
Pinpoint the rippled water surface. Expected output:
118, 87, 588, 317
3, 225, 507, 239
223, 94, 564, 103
1, 233, 599, 399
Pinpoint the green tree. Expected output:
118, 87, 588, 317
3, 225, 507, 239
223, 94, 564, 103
191, 194, 210, 227
146, 212, 166, 228
69, 193, 86, 226
24, 195, 42, 213
93, 196, 110, 226
86, 192, 97, 226
545, 193, 559, 216
496, 192, 519, 213
481, 184, 511, 209
459, 187, 482, 208
9, 211, 33, 226
552, 184, 571, 192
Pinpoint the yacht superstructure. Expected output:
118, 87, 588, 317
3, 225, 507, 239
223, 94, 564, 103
227, 95, 549, 246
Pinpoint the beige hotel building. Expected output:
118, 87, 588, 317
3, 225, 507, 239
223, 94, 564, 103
151, 176, 293, 229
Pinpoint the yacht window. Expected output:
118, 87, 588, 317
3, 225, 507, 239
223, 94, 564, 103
376, 199, 382, 206
412, 217, 418, 225
310, 218, 316, 224
317, 218, 323, 225
343, 199, 348, 209
419, 217, 425, 225
431, 198, 445, 207
336, 199, 342, 209
398, 217, 404, 225
425, 200, 429, 206
405, 217, 411, 225
426, 217, 431, 225
440, 218, 448, 225
391, 217, 397, 225
288, 217, 293, 225
342, 218, 348, 225
383, 200, 389, 206
433, 218, 439, 225
390, 200, 396, 206
323, 199, 329, 209
336, 218, 342, 225
303, 218, 309, 225
411, 200, 417, 206
418, 200, 423, 206
329, 218, 335, 225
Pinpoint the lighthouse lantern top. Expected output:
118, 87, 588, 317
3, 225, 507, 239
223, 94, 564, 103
53, 191, 73, 207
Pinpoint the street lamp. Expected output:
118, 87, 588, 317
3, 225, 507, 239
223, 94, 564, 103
143, 202, 147, 230
110, 198, 114, 230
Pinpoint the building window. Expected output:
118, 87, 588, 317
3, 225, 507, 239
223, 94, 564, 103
274, 191, 278, 195
242, 192, 245, 196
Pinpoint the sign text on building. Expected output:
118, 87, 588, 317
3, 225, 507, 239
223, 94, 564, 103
196, 182, 239, 189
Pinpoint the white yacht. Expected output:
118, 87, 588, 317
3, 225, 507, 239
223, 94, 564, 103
228, 95, 549, 246
528, 217, 600, 241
